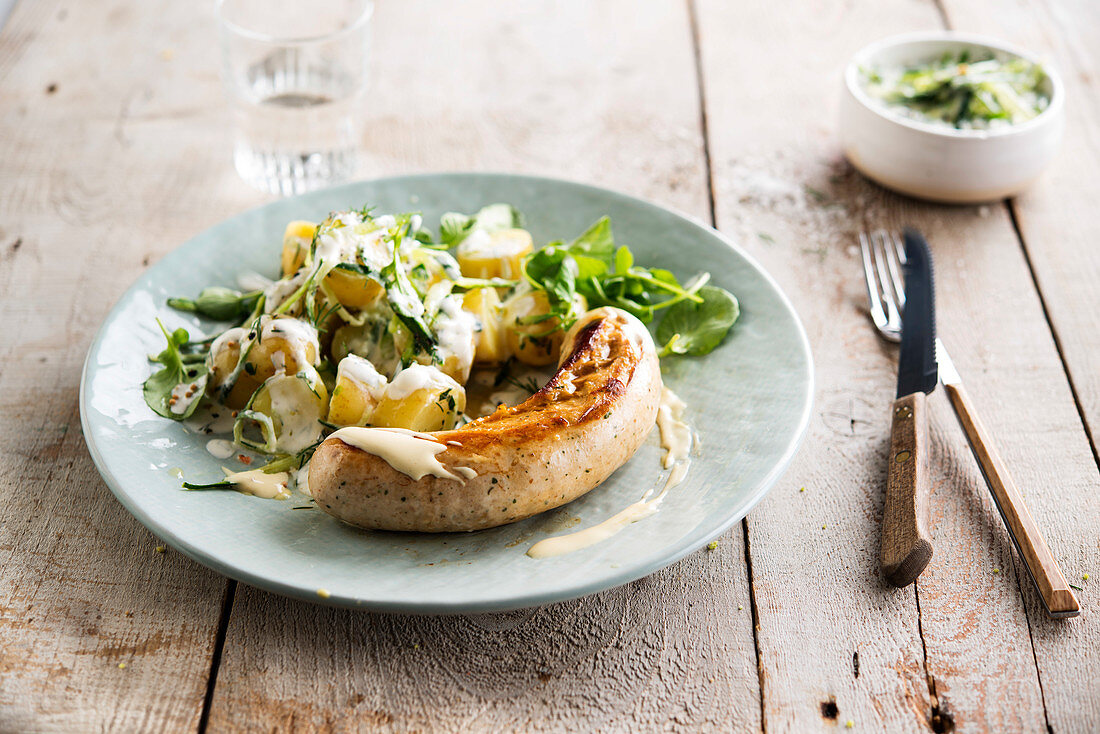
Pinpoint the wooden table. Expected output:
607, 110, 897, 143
2, 1, 1098, 731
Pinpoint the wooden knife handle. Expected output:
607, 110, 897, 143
943, 382, 1079, 617
881, 391, 933, 587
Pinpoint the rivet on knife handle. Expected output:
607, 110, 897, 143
881, 391, 933, 586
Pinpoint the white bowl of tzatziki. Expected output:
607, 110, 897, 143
840, 32, 1064, 203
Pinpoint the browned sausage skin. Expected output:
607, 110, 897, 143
308, 307, 663, 532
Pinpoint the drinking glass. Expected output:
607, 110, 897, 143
217, 0, 372, 196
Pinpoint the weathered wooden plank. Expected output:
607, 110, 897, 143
208, 1, 762, 732
0, 0, 240, 730
693, 0, 1096, 729
928, 2, 1100, 730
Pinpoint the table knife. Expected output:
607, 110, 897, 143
881, 230, 938, 587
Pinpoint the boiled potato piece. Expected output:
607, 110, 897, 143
281, 221, 316, 276
328, 356, 388, 427
371, 364, 466, 432
322, 267, 385, 309
456, 228, 532, 280
501, 289, 587, 366
462, 286, 510, 364
242, 367, 329, 454
209, 316, 320, 409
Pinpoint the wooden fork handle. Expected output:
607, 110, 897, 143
881, 392, 934, 587
943, 382, 1079, 617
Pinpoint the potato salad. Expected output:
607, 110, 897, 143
144, 204, 738, 493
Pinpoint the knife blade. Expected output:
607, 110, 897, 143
881, 228, 938, 587
897, 230, 938, 398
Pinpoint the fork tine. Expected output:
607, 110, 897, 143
871, 231, 902, 331
883, 230, 906, 309
859, 232, 888, 331
890, 230, 906, 265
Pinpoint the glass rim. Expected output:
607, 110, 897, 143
216, 0, 374, 45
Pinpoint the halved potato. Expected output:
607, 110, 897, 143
371, 364, 466, 432
323, 267, 385, 309
281, 221, 316, 276
328, 355, 388, 427
209, 316, 320, 409
456, 228, 533, 279
462, 286, 510, 364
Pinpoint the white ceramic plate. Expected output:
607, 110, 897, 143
80, 173, 813, 613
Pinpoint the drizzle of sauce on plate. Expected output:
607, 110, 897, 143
527, 387, 693, 559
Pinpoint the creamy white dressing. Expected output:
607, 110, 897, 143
184, 405, 238, 435
209, 316, 320, 386
456, 228, 492, 255
329, 427, 474, 482
295, 462, 312, 496
210, 326, 248, 360
313, 213, 395, 274
222, 467, 291, 500
264, 270, 306, 312
206, 438, 237, 459
337, 355, 387, 394
385, 363, 459, 401
431, 294, 477, 381
656, 387, 691, 468
262, 317, 320, 370
169, 381, 203, 415
526, 387, 693, 559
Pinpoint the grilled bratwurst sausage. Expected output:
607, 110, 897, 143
309, 307, 662, 532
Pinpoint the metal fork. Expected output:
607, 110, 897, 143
861, 230, 1079, 618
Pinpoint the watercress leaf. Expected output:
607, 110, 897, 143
656, 285, 739, 357
614, 245, 634, 274
572, 253, 608, 282
524, 248, 577, 307
647, 267, 678, 286
143, 320, 208, 420
563, 216, 614, 264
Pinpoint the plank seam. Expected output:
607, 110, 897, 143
197, 580, 237, 733
740, 517, 767, 733
1007, 201, 1100, 471
913, 584, 943, 731
686, 0, 717, 226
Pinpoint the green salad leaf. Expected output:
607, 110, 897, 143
168, 287, 261, 321
656, 285, 739, 357
143, 320, 208, 420
516, 215, 723, 342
